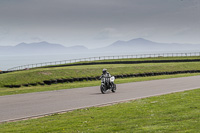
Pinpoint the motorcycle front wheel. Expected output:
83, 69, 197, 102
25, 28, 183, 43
111, 84, 116, 93
100, 84, 107, 94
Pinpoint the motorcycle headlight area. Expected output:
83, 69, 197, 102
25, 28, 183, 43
110, 76, 115, 82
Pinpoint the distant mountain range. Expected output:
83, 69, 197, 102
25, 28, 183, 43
101, 38, 200, 53
0, 38, 200, 55
0, 41, 88, 55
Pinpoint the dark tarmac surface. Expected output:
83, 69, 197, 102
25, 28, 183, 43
1, 75, 200, 123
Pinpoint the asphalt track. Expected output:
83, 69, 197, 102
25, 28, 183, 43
1, 75, 200, 123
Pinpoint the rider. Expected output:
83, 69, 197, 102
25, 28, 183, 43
100, 69, 111, 82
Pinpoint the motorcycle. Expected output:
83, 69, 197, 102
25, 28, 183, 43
100, 76, 116, 94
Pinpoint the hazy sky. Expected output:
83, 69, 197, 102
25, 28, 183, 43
0, 0, 200, 48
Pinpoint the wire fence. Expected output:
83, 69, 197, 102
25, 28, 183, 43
7, 52, 200, 71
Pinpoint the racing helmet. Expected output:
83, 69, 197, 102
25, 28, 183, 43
102, 69, 107, 74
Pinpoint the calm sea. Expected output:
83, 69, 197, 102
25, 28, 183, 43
0, 52, 136, 71
1, 50, 194, 71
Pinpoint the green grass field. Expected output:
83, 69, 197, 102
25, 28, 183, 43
1, 56, 200, 96
3, 56, 200, 86
1, 62, 200, 86
1, 87, 199, 132
41, 56, 200, 67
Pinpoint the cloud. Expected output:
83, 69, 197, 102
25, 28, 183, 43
30, 37, 43, 42
0, 0, 200, 47
94, 28, 121, 40
0, 27, 9, 41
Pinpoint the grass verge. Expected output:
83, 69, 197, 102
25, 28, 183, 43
0, 73, 199, 96
1, 62, 200, 87
41, 56, 200, 67
0, 86, 199, 132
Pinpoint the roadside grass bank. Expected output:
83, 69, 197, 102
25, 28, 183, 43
40, 56, 200, 68
0, 87, 199, 132
1, 62, 200, 88
0, 73, 199, 96
5, 56, 200, 71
